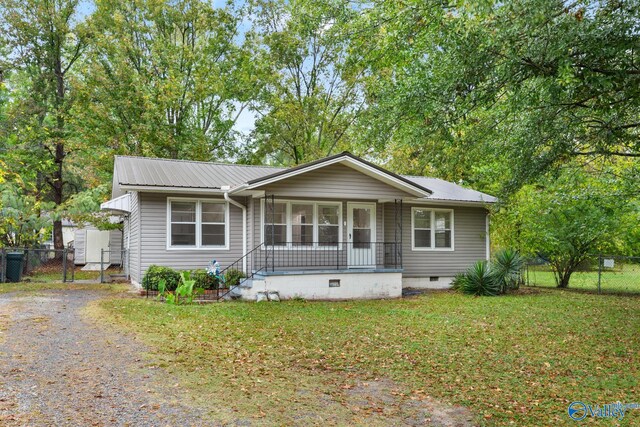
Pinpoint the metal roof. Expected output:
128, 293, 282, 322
112, 154, 496, 204
114, 156, 284, 190
402, 176, 497, 204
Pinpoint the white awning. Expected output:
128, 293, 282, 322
100, 194, 131, 214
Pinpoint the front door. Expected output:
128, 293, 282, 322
347, 203, 376, 268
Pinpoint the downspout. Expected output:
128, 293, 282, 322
223, 188, 247, 273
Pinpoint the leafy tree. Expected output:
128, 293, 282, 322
77, 0, 253, 160
494, 166, 635, 288
0, 0, 88, 250
0, 184, 52, 247
244, 0, 365, 165
352, 0, 640, 192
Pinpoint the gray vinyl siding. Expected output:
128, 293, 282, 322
385, 204, 488, 277
257, 163, 415, 199
129, 191, 141, 283
137, 193, 245, 279
108, 230, 123, 265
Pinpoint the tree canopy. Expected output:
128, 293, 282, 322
0, 0, 638, 275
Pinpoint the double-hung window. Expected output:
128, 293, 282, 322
317, 204, 340, 246
263, 200, 342, 248
292, 203, 314, 246
168, 199, 227, 249
411, 208, 453, 250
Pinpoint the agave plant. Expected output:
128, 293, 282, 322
452, 261, 501, 296
491, 249, 525, 293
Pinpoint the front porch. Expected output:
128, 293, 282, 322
223, 194, 407, 300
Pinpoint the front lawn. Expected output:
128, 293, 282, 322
527, 264, 640, 294
91, 290, 640, 426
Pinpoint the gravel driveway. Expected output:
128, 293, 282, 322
0, 288, 218, 426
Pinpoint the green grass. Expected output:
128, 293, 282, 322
23, 270, 101, 282
527, 264, 640, 294
91, 289, 640, 426
0, 282, 128, 294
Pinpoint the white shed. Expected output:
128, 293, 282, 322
73, 226, 123, 266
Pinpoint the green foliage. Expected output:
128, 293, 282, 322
0, 185, 52, 247
156, 271, 203, 305
223, 268, 246, 288
0, 0, 89, 250
452, 249, 525, 296
494, 166, 635, 288
143, 265, 181, 291
351, 1, 640, 193
79, 0, 252, 160
451, 261, 500, 296
241, 0, 363, 165
189, 270, 219, 290
491, 249, 525, 293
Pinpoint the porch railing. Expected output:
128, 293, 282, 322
258, 241, 402, 272
213, 241, 401, 301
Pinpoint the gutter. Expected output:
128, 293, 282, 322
223, 187, 247, 273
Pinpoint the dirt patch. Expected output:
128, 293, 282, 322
343, 378, 476, 427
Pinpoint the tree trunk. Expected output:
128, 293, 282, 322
556, 267, 573, 288
52, 47, 66, 252
52, 219, 64, 252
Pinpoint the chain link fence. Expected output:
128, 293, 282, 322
0, 248, 76, 283
525, 255, 640, 295
1, 248, 130, 284
98, 249, 129, 283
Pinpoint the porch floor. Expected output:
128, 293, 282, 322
254, 267, 403, 277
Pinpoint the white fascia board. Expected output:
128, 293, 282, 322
407, 198, 495, 208
118, 185, 225, 195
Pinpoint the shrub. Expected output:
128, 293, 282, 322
143, 265, 181, 291
453, 249, 525, 296
223, 269, 246, 288
189, 269, 219, 290
452, 261, 500, 296
492, 249, 525, 292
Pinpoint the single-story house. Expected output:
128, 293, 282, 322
101, 152, 496, 300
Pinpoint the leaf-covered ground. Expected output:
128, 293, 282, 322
93, 288, 640, 426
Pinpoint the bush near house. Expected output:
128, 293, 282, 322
452, 249, 525, 296
143, 266, 244, 291
223, 269, 246, 288
188, 270, 219, 290
143, 265, 181, 291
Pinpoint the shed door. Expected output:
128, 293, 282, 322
347, 203, 376, 268
85, 230, 111, 264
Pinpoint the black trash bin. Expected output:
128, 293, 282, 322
6, 252, 24, 282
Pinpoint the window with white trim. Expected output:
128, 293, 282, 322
412, 208, 453, 250
169, 199, 227, 248
263, 200, 342, 247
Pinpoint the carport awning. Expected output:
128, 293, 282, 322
100, 194, 131, 214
